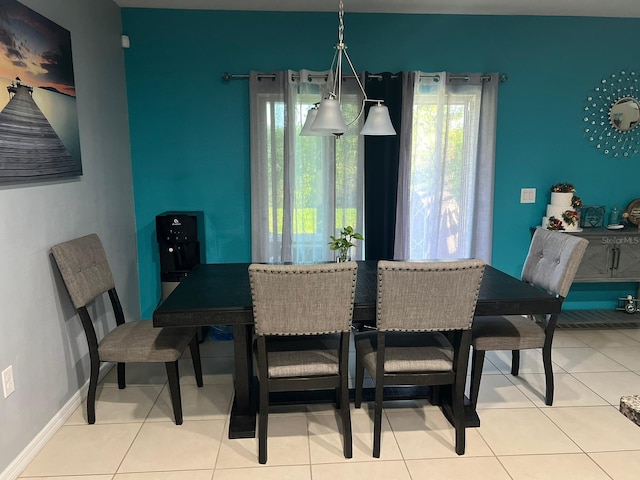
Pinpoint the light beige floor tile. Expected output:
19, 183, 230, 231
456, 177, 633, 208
147, 384, 233, 421
386, 404, 493, 459
308, 408, 402, 463
311, 460, 412, 480
306, 402, 355, 416
179, 357, 235, 385
510, 373, 608, 407
213, 465, 311, 480
542, 406, 640, 452
551, 347, 628, 373
65, 386, 162, 425
466, 353, 503, 375
20, 424, 141, 477
619, 328, 640, 342
405, 457, 511, 480
567, 329, 640, 348
597, 346, 640, 370
589, 450, 640, 480
476, 408, 579, 456
101, 362, 169, 386
114, 472, 213, 479
215, 414, 310, 468
267, 403, 309, 416
552, 330, 589, 347
20, 476, 113, 480
485, 349, 565, 375
469, 373, 536, 409
499, 453, 611, 480
572, 371, 640, 405
118, 420, 225, 472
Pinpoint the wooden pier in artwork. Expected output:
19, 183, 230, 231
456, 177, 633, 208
0, 83, 81, 181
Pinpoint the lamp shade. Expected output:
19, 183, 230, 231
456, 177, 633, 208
360, 104, 396, 136
300, 108, 325, 136
311, 98, 347, 135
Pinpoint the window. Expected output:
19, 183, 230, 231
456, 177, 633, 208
250, 71, 365, 263
396, 72, 498, 262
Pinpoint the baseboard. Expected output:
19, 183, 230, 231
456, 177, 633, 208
0, 363, 113, 480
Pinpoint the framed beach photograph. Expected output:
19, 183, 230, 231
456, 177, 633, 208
0, 0, 81, 183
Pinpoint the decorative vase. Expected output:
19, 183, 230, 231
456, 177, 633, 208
336, 248, 351, 262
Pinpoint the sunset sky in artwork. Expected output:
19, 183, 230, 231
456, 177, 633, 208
0, 0, 76, 98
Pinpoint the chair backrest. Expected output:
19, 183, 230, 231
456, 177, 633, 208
51, 234, 115, 309
248, 262, 358, 336
377, 259, 485, 332
521, 229, 588, 298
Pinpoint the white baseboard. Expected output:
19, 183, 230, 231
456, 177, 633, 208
0, 363, 113, 480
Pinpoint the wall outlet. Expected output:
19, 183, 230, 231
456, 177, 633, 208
520, 188, 536, 204
2, 365, 15, 398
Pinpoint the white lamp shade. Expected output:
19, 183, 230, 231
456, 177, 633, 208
311, 98, 347, 135
300, 108, 323, 136
360, 104, 396, 136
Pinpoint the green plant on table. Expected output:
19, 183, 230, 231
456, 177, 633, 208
329, 226, 364, 262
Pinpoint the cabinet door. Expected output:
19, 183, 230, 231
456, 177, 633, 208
613, 241, 640, 280
574, 239, 613, 281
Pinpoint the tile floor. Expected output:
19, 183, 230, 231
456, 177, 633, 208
18, 326, 640, 480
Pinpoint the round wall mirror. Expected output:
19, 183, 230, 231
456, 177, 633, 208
609, 96, 640, 132
584, 70, 640, 158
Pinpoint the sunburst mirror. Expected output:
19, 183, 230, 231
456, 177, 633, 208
583, 70, 640, 158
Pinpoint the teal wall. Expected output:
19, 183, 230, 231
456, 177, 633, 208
122, 9, 640, 318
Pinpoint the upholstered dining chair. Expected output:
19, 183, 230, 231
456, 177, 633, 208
354, 259, 485, 457
51, 234, 203, 425
469, 228, 588, 408
248, 261, 358, 465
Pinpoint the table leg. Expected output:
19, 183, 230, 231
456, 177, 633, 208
228, 324, 257, 438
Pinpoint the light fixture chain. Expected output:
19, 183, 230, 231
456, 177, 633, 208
338, 1, 344, 45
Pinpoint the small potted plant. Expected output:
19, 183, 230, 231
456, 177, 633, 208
329, 226, 364, 262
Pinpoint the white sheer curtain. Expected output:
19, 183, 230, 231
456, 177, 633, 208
394, 72, 498, 262
250, 70, 365, 263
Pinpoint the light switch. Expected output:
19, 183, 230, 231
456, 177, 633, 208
520, 188, 536, 204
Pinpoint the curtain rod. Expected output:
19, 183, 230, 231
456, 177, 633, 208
221, 72, 508, 84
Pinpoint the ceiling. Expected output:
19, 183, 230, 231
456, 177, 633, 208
112, 0, 640, 18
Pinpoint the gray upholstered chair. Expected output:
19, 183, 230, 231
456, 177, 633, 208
354, 259, 485, 457
248, 262, 358, 465
469, 228, 588, 408
51, 234, 203, 425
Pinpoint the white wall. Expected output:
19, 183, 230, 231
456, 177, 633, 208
0, 0, 137, 474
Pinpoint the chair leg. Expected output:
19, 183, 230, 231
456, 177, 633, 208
543, 346, 554, 405
452, 377, 466, 455
372, 377, 384, 458
469, 349, 485, 410
354, 354, 364, 408
340, 382, 352, 458
258, 378, 269, 464
117, 362, 126, 389
165, 361, 183, 425
511, 350, 520, 376
431, 385, 441, 406
87, 358, 100, 424
189, 336, 204, 387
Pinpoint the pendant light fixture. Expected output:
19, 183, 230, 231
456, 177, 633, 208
301, 1, 396, 137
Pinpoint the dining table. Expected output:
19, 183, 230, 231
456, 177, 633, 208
153, 260, 562, 438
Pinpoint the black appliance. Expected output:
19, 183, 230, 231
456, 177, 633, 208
156, 211, 205, 300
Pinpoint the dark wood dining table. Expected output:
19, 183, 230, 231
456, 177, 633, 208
153, 260, 562, 438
